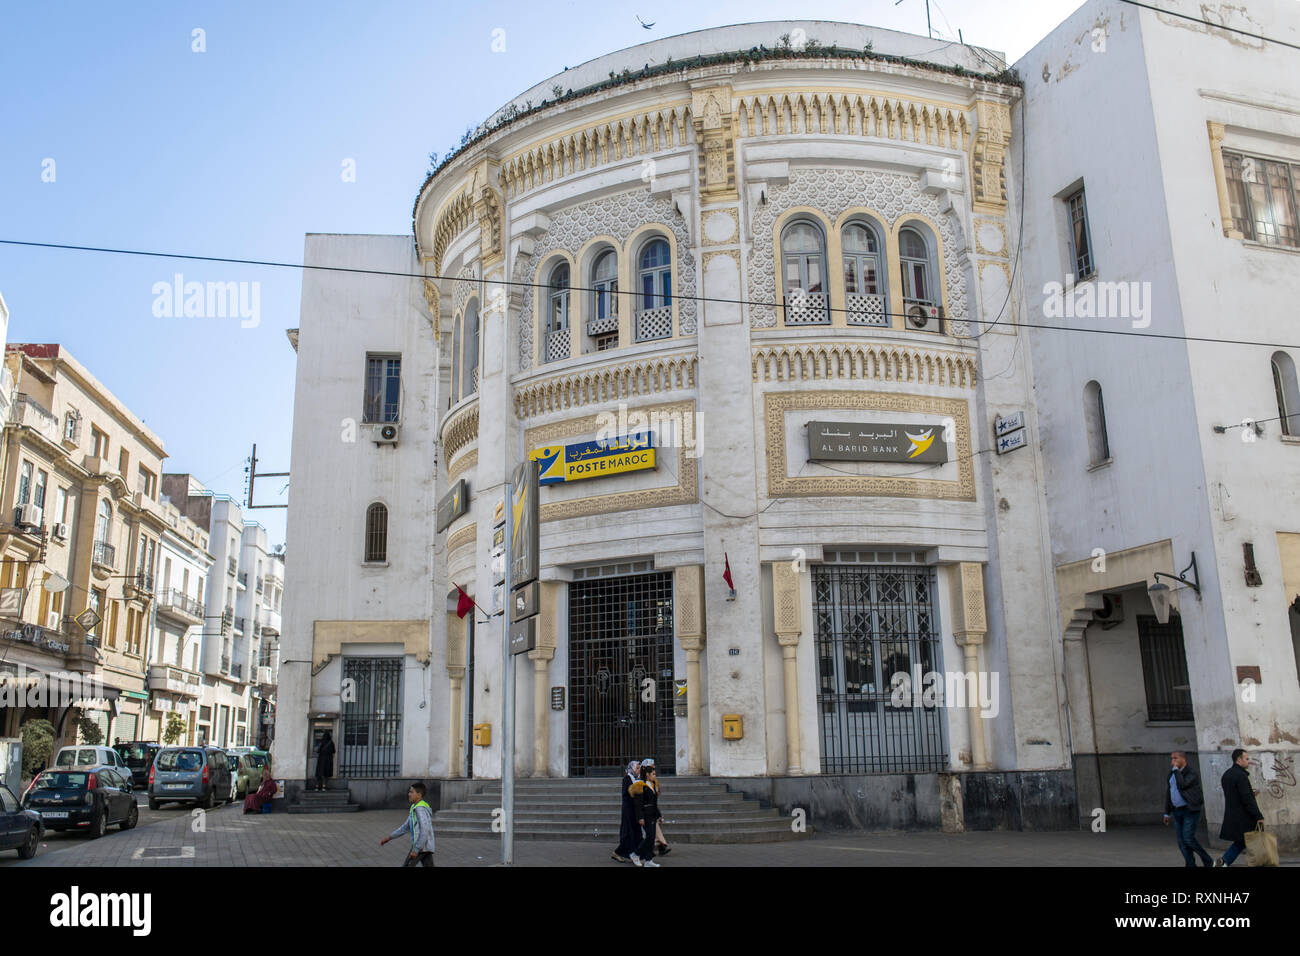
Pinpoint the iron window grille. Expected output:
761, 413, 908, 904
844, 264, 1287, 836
812, 564, 948, 773
1136, 614, 1194, 722
363, 355, 402, 423
568, 571, 675, 777
364, 503, 388, 563
340, 657, 403, 776
1223, 150, 1300, 247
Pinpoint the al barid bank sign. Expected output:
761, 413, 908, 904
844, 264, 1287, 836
807, 421, 948, 464
530, 430, 657, 484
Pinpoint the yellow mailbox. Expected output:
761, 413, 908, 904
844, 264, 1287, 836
722, 714, 743, 740
473, 723, 491, 747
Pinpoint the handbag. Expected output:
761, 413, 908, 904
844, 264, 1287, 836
1244, 821, 1279, 867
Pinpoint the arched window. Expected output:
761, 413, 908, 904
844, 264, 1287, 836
463, 299, 480, 395
450, 314, 461, 403
364, 503, 388, 563
636, 238, 673, 341
589, 250, 618, 350
842, 221, 887, 327
1273, 352, 1300, 436
899, 227, 933, 304
1083, 380, 1111, 466
781, 220, 829, 324
545, 262, 570, 362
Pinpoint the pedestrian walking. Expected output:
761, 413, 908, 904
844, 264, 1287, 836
629, 763, 662, 867
1215, 748, 1264, 866
611, 759, 641, 863
1162, 750, 1213, 867
381, 781, 436, 867
313, 730, 334, 791
641, 757, 671, 855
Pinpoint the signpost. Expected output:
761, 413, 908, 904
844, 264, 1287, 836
502, 458, 539, 866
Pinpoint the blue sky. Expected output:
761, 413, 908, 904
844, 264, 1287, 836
0, 0, 1083, 547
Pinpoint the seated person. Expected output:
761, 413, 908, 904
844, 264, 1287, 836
243, 766, 278, 814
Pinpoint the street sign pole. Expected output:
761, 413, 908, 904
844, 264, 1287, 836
501, 477, 514, 866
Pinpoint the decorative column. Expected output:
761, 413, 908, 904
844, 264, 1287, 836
772, 561, 804, 774
445, 612, 466, 777
948, 562, 990, 770
527, 581, 561, 777
674, 565, 706, 775
1206, 121, 1243, 239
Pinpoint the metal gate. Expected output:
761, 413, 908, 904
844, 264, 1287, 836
813, 565, 947, 772
568, 571, 675, 777
340, 657, 402, 776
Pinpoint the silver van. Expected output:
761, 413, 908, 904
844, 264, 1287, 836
148, 747, 232, 810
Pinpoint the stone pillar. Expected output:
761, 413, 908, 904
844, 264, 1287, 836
527, 580, 561, 777
674, 565, 706, 775
446, 612, 467, 777
948, 562, 989, 770
772, 561, 803, 775
1062, 609, 1101, 825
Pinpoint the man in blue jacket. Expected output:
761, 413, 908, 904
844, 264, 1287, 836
1162, 751, 1213, 867
381, 781, 435, 867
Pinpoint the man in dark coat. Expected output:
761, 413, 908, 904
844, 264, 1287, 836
313, 730, 335, 791
1216, 748, 1264, 866
1162, 750, 1213, 867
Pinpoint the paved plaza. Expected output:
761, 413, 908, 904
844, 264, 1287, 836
6, 794, 1296, 867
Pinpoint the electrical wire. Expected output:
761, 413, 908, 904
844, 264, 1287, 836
5, 237, 1300, 352
1116, 0, 1300, 53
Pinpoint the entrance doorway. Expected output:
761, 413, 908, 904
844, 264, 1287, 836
339, 657, 402, 776
568, 571, 675, 777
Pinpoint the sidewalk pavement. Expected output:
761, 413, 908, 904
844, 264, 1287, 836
9, 801, 1297, 867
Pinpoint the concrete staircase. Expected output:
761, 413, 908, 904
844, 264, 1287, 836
435, 776, 809, 843
287, 783, 362, 814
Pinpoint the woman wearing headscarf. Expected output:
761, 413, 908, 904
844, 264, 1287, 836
243, 765, 278, 813
611, 759, 641, 862
313, 730, 335, 791
629, 763, 663, 867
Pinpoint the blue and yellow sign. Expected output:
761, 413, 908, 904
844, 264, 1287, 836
530, 430, 657, 484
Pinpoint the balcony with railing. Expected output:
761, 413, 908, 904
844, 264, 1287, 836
10, 393, 61, 445
220, 655, 230, 675
126, 572, 155, 601
221, 606, 233, 633
846, 292, 889, 327
230, 661, 243, 682
783, 291, 831, 325
228, 557, 238, 576
92, 541, 116, 570
156, 589, 204, 624
237, 571, 248, 589
233, 616, 246, 633
545, 327, 570, 362
255, 576, 264, 594
260, 606, 281, 636
634, 307, 673, 342
148, 664, 202, 698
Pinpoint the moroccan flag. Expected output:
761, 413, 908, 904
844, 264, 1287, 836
723, 553, 735, 593
456, 585, 474, 620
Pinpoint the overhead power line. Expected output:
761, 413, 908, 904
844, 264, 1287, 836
3, 237, 1299, 351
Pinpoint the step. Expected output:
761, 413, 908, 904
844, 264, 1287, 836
287, 803, 363, 814
433, 824, 807, 843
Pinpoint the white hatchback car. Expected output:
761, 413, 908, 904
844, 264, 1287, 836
52, 746, 129, 772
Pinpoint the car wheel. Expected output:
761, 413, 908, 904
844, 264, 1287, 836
120, 803, 138, 831
88, 808, 107, 840
17, 827, 38, 859
203, 788, 214, 810
148, 798, 160, 811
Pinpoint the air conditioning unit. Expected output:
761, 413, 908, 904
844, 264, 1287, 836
256, 666, 272, 685
905, 302, 941, 330
372, 422, 400, 445
1095, 593, 1124, 630
13, 503, 42, 529
52, 522, 70, 541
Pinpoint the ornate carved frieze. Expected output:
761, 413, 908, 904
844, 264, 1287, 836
475, 185, 505, 265
445, 522, 477, 557
970, 99, 1012, 212
736, 90, 969, 148
442, 404, 479, 462
514, 353, 697, 419
692, 86, 737, 200
753, 342, 977, 389
447, 449, 477, 482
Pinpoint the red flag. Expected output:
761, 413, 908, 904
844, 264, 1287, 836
455, 585, 474, 620
723, 553, 735, 593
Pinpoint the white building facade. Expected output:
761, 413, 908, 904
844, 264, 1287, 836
278, 21, 1090, 829
1016, 0, 1300, 848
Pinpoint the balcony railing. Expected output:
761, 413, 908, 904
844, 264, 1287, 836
157, 589, 204, 620
147, 664, 201, 698
228, 557, 238, 576
256, 576, 264, 594
234, 616, 246, 632
783, 291, 831, 325
846, 292, 889, 327
237, 571, 248, 587
10, 394, 61, 445
220, 655, 230, 675
545, 328, 570, 363
92, 541, 116, 569
130, 572, 155, 595
231, 662, 243, 682
586, 315, 618, 337
634, 306, 673, 342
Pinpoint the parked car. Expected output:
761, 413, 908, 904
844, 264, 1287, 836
148, 747, 232, 810
52, 745, 129, 772
21, 766, 138, 838
113, 742, 161, 788
0, 782, 42, 858
234, 750, 271, 798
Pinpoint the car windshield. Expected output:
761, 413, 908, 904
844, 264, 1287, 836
246, 754, 267, 768
155, 750, 203, 771
34, 772, 89, 790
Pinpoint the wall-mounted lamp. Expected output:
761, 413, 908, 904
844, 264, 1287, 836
1147, 552, 1201, 625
